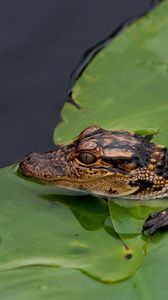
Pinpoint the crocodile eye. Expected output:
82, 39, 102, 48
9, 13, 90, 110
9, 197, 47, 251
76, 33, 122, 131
78, 152, 97, 164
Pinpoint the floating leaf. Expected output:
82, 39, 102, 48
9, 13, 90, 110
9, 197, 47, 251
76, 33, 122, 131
54, 0, 168, 147
108, 199, 168, 235
1, 0, 168, 299
0, 165, 146, 283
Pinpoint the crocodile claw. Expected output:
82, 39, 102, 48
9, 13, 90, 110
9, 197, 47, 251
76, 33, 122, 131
143, 209, 168, 235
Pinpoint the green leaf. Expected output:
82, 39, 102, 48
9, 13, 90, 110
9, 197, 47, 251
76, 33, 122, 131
54, 0, 168, 147
0, 165, 146, 284
52, 0, 168, 297
1, 0, 168, 299
134, 128, 159, 136
108, 198, 168, 235
1, 235, 168, 300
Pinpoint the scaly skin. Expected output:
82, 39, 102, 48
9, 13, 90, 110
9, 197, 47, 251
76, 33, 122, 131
19, 126, 168, 234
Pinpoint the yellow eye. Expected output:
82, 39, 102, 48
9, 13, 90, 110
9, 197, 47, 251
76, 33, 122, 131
78, 152, 97, 164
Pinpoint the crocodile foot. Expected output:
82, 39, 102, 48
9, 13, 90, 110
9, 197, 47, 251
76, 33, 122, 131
143, 209, 168, 235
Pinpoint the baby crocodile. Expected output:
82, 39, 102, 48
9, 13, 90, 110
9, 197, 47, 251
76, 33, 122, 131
19, 126, 168, 235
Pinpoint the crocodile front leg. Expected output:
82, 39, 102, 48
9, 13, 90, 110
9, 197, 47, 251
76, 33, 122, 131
143, 208, 168, 235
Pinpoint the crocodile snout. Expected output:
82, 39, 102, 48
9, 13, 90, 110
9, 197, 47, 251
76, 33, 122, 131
19, 152, 44, 178
19, 149, 70, 181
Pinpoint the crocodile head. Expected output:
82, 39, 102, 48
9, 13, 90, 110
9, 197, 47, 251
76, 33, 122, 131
19, 126, 168, 199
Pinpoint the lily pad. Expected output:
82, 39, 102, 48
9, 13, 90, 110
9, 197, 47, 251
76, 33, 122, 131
1, 234, 168, 300
0, 165, 146, 283
1, 0, 168, 299
54, 0, 168, 147
108, 199, 168, 235
2, 166, 168, 298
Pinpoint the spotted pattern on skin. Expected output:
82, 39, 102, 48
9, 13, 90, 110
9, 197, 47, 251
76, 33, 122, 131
19, 126, 168, 199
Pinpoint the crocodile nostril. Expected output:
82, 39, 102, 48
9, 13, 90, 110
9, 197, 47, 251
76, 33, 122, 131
19, 152, 38, 177
26, 154, 36, 164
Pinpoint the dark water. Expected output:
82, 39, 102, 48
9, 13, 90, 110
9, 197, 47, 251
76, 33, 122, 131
0, 0, 157, 167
